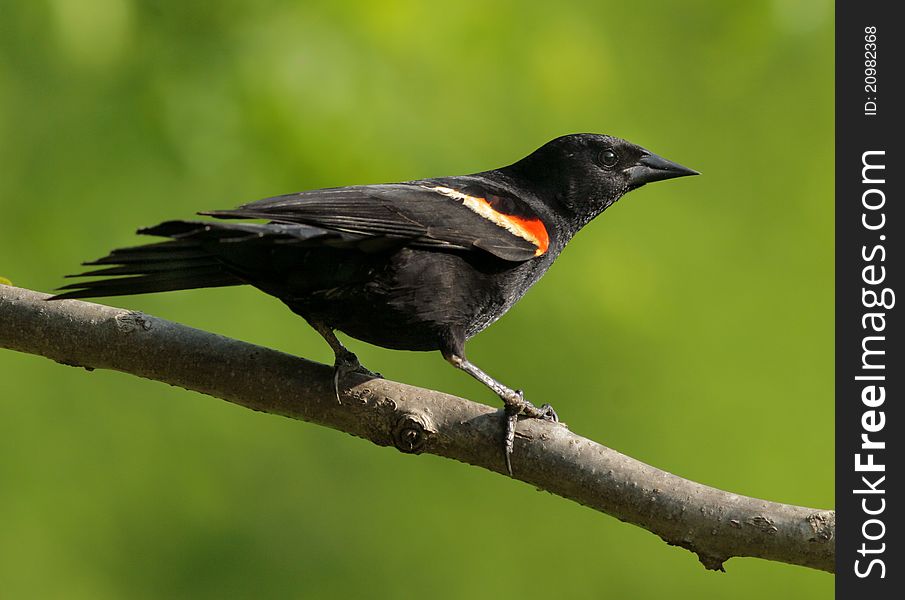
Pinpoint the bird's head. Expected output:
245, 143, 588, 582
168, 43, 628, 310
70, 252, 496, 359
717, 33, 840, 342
502, 133, 699, 231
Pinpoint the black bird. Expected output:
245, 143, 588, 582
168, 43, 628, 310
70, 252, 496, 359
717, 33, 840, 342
53, 133, 697, 474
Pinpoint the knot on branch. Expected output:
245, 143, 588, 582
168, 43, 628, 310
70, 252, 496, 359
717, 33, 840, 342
746, 515, 778, 534
806, 511, 835, 542
392, 413, 435, 454
114, 311, 152, 333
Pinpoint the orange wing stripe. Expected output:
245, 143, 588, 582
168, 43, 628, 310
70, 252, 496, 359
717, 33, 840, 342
503, 214, 550, 255
427, 186, 550, 256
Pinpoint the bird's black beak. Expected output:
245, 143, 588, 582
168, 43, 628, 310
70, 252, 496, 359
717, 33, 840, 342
625, 152, 699, 189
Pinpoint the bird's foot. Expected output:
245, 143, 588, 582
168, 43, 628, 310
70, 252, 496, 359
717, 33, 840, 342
354, 364, 383, 379
332, 351, 381, 403
500, 390, 558, 476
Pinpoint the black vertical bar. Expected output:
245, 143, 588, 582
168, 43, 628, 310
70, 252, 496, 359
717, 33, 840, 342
836, 0, 900, 596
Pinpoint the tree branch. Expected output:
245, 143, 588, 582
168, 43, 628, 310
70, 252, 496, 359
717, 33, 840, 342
0, 284, 834, 573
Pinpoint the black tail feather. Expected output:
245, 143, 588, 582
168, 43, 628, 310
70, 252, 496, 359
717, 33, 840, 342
51, 271, 239, 300
67, 256, 222, 278
49, 222, 245, 301
49, 218, 391, 301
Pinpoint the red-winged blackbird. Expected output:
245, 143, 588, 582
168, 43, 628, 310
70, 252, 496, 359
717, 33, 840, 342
53, 133, 697, 473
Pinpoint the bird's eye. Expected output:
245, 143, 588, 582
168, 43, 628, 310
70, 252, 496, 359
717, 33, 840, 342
599, 149, 619, 168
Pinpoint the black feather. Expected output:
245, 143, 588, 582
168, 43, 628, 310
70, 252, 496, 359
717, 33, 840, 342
199, 182, 541, 261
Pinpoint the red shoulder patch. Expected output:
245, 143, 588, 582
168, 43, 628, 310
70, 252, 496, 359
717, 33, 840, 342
426, 186, 550, 256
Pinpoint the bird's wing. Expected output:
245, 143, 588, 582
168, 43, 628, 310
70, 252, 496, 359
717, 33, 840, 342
201, 181, 550, 262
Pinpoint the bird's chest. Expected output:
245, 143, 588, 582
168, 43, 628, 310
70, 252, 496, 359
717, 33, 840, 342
378, 248, 550, 337
290, 247, 551, 350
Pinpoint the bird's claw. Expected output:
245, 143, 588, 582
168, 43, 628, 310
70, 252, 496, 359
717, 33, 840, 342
500, 394, 558, 476
537, 403, 558, 422
355, 365, 383, 379
332, 351, 381, 404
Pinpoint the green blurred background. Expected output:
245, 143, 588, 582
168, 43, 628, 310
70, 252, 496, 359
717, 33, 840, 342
0, 0, 833, 598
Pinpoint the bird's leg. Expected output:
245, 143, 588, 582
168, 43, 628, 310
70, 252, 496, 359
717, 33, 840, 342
308, 321, 380, 403
444, 352, 557, 475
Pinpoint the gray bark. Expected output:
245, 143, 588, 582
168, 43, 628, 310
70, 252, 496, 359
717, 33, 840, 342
0, 284, 835, 573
